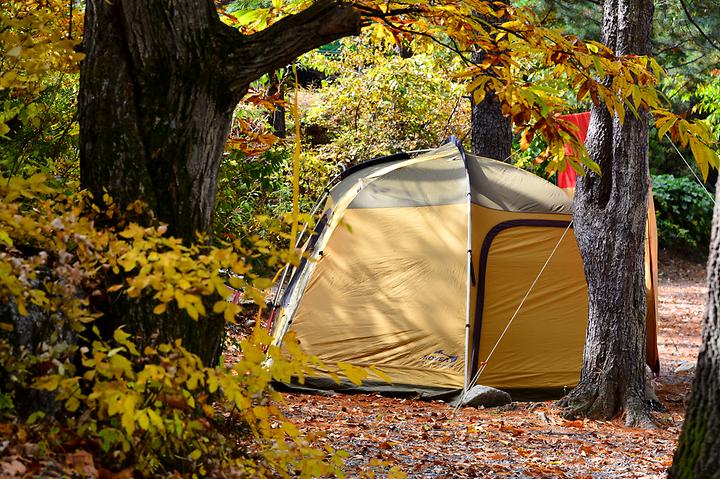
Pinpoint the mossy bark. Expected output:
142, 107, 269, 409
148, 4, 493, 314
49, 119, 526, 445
669, 177, 720, 478
559, 0, 655, 426
78, 0, 362, 364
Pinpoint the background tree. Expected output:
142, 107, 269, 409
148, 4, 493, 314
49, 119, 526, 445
559, 0, 656, 426
302, 37, 469, 165
669, 176, 720, 477
470, 1, 512, 161
470, 62, 512, 161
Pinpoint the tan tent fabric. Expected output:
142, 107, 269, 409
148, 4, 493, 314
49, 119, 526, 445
272, 150, 466, 344
270, 142, 660, 396
466, 154, 573, 214
468, 206, 588, 389
330, 143, 461, 206
646, 188, 660, 372
468, 207, 579, 320
348, 154, 467, 208
289, 204, 467, 389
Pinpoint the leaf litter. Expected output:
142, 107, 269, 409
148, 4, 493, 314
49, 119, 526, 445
277, 254, 706, 478
0, 255, 705, 477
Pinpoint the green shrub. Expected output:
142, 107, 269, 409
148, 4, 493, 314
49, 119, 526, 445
652, 174, 714, 254
0, 174, 402, 478
302, 36, 470, 166
213, 146, 338, 278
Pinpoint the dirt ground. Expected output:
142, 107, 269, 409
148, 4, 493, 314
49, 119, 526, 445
280, 253, 708, 478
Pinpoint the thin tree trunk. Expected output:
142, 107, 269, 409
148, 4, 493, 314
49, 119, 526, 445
268, 70, 286, 138
558, 0, 655, 426
669, 178, 720, 478
470, 89, 512, 161
470, 2, 512, 161
78, 0, 361, 364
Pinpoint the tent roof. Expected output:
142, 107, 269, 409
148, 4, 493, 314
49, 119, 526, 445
330, 143, 573, 214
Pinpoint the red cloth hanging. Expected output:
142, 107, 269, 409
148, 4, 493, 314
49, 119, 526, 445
557, 112, 591, 188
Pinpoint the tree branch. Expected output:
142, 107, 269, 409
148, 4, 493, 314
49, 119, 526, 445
678, 0, 720, 54
224, 0, 362, 93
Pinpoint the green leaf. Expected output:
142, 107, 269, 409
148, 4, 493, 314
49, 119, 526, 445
231, 8, 269, 26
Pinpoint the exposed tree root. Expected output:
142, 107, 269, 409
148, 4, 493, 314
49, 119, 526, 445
623, 392, 656, 428
557, 384, 656, 429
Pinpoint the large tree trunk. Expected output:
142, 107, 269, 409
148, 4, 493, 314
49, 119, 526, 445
78, 0, 361, 364
558, 0, 654, 426
669, 179, 720, 478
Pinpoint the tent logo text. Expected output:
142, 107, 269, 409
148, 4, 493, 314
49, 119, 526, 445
422, 349, 459, 366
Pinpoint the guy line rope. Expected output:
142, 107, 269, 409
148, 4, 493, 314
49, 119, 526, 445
455, 154, 574, 411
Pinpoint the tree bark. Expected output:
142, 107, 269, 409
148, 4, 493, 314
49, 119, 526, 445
470, 89, 512, 161
470, 3, 512, 161
669, 178, 720, 478
268, 70, 286, 138
78, 0, 362, 364
80, 0, 361, 242
558, 0, 655, 426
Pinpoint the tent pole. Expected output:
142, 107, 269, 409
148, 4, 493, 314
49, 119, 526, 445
446, 136, 473, 395
463, 163, 472, 394
267, 190, 329, 334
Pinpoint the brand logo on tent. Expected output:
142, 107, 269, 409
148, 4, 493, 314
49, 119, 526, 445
422, 349, 459, 366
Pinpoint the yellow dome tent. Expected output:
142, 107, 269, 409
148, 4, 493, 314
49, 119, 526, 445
269, 141, 659, 397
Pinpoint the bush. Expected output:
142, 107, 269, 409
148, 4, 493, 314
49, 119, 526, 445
0, 1, 83, 181
302, 37, 470, 166
213, 146, 338, 278
652, 174, 714, 255
0, 175, 400, 478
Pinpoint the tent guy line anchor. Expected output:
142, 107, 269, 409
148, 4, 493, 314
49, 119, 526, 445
455, 220, 574, 412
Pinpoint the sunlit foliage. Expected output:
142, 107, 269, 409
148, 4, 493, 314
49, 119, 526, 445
0, 174, 402, 477
302, 36, 470, 165
0, 0, 83, 179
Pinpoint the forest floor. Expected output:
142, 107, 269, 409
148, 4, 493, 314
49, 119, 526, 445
275, 254, 707, 479
0, 254, 705, 478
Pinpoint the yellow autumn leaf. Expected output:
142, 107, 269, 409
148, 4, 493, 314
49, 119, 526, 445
121, 395, 139, 436
369, 365, 393, 384
147, 409, 165, 431
213, 300, 226, 314
136, 410, 150, 431
338, 361, 367, 386
32, 374, 60, 391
